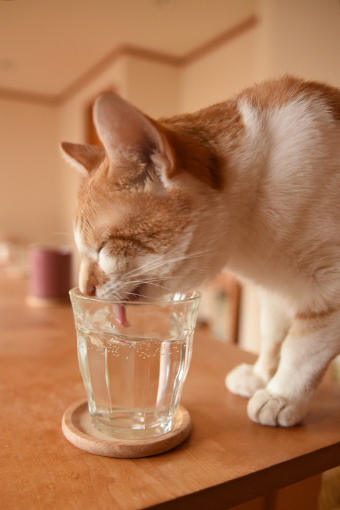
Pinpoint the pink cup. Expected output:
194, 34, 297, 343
29, 246, 72, 299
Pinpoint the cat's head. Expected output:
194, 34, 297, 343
61, 93, 220, 300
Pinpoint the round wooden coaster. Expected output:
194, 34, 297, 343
61, 400, 191, 458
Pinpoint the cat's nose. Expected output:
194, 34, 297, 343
79, 261, 97, 296
81, 285, 96, 297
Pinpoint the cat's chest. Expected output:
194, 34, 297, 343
226, 247, 310, 307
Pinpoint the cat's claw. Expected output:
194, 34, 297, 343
247, 389, 304, 427
225, 363, 266, 398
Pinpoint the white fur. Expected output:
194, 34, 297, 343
98, 250, 118, 275
224, 94, 340, 426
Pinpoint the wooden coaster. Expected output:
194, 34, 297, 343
62, 400, 191, 458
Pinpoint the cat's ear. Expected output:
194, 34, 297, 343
93, 93, 174, 183
60, 142, 106, 177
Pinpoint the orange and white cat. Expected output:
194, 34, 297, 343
61, 76, 340, 427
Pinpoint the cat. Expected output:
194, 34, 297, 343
61, 75, 340, 428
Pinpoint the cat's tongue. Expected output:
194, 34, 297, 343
112, 303, 130, 328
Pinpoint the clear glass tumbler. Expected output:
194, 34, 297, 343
69, 289, 201, 440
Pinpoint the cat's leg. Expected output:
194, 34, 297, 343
226, 290, 292, 397
248, 307, 340, 427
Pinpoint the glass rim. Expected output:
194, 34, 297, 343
69, 287, 201, 305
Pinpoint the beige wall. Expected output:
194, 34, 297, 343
58, 56, 128, 252
0, 98, 60, 245
179, 25, 259, 113
256, 0, 340, 86
123, 56, 180, 118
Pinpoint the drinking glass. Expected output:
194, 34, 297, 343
69, 289, 201, 440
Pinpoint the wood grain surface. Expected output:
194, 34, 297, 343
1, 272, 340, 510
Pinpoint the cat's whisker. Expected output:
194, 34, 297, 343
125, 291, 150, 300
141, 282, 172, 291
122, 249, 213, 279
113, 274, 173, 291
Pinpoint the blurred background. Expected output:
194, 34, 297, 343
1, 0, 340, 353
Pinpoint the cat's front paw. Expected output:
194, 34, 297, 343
247, 389, 305, 427
225, 363, 266, 398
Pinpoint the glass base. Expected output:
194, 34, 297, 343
90, 409, 175, 440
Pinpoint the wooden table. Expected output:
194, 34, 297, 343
1, 273, 340, 510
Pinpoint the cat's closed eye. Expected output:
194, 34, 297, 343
98, 249, 122, 276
